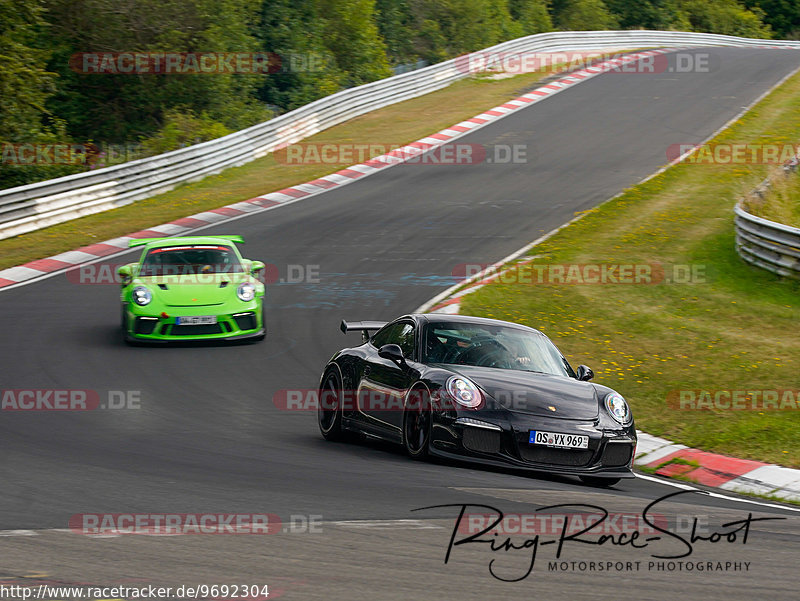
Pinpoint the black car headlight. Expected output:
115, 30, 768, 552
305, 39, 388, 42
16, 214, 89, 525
237, 282, 256, 302
132, 286, 152, 306
605, 392, 631, 425
446, 376, 483, 408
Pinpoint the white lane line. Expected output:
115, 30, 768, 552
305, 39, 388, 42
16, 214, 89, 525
636, 473, 800, 513
330, 519, 443, 530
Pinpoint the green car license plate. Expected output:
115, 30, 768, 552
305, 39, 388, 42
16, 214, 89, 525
175, 315, 217, 325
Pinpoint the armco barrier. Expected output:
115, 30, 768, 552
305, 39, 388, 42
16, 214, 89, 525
3, 30, 800, 240
735, 202, 800, 278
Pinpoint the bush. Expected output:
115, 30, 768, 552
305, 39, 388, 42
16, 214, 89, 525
139, 109, 234, 156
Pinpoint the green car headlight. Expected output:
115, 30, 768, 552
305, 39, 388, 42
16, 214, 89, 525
605, 392, 631, 424
132, 286, 152, 306
237, 282, 256, 302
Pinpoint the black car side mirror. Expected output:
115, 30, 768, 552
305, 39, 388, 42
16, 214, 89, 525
378, 343, 406, 365
576, 365, 594, 381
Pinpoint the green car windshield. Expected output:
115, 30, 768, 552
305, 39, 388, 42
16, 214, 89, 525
140, 245, 244, 276
423, 321, 573, 376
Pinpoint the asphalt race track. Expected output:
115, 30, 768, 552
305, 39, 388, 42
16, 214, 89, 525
1, 48, 799, 600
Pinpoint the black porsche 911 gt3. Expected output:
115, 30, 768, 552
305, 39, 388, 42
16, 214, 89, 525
317, 314, 636, 486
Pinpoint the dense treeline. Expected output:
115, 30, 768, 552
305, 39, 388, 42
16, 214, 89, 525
1, 0, 794, 189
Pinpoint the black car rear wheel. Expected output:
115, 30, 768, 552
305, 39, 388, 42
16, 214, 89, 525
580, 476, 621, 487
318, 369, 345, 441
403, 387, 432, 460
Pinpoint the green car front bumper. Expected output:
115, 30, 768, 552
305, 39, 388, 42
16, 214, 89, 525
123, 302, 265, 343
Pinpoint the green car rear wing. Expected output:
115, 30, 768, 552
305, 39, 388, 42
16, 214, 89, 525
128, 235, 245, 248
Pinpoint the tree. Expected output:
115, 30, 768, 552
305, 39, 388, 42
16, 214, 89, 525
509, 0, 554, 34
604, 0, 690, 30
676, 0, 772, 37
555, 0, 620, 30
319, 0, 392, 85
256, 0, 342, 109
43, 0, 270, 143
742, 0, 799, 37
0, 0, 54, 140
0, 0, 80, 188
375, 0, 418, 65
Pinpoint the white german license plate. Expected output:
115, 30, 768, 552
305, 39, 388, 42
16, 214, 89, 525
175, 315, 217, 325
529, 430, 589, 449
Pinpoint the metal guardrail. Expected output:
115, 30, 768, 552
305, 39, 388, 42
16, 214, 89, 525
735, 202, 800, 279
3, 30, 800, 240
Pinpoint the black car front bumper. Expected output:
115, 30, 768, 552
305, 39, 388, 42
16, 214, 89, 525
430, 412, 636, 478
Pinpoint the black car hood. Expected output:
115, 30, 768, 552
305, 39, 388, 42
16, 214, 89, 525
446, 365, 600, 420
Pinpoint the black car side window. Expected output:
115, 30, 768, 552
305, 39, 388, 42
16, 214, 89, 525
371, 322, 416, 360
395, 323, 416, 359
370, 323, 400, 349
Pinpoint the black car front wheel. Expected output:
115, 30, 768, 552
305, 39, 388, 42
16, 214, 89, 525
403, 387, 432, 459
580, 476, 621, 487
318, 369, 346, 441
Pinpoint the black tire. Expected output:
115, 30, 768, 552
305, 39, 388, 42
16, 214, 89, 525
580, 476, 621, 488
403, 387, 432, 460
253, 303, 266, 341
121, 305, 134, 345
318, 369, 346, 441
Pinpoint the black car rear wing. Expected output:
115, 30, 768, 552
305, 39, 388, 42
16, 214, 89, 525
340, 320, 387, 342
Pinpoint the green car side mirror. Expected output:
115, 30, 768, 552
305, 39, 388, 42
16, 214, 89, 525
117, 264, 133, 286
250, 260, 265, 275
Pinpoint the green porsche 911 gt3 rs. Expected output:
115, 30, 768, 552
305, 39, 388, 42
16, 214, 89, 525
118, 235, 266, 344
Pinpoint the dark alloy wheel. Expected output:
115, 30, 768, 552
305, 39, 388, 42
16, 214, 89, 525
318, 369, 345, 441
403, 387, 432, 459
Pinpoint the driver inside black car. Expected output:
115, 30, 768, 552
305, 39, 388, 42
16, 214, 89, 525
426, 330, 533, 369
425, 332, 451, 363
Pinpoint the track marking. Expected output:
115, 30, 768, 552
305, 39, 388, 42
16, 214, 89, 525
636, 473, 800, 513
329, 519, 443, 530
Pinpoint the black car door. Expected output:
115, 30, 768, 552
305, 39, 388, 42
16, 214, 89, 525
358, 320, 418, 431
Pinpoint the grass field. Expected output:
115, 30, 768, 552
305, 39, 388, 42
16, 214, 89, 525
744, 167, 800, 228
0, 68, 564, 271
459, 68, 800, 467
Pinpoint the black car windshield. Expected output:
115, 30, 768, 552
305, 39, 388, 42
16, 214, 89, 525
140, 245, 243, 276
423, 321, 573, 376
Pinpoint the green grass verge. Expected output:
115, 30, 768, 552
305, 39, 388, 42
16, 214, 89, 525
0, 69, 565, 271
460, 68, 800, 468
744, 167, 800, 228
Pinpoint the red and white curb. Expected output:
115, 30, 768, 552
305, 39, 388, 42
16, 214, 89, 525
635, 434, 800, 501
0, 48, 681, 290
418, 247, 800, 504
